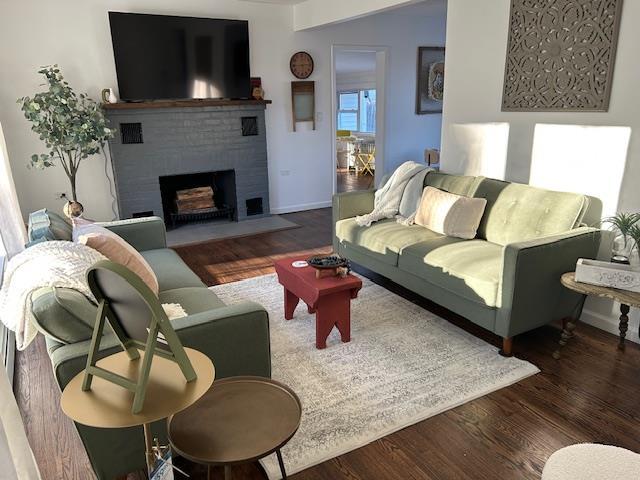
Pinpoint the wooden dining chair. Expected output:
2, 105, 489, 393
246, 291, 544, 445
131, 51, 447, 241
355, 142, 375, 176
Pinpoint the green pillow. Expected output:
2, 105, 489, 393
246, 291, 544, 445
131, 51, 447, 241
30, 287, 97, 344
27, 208, 72, 245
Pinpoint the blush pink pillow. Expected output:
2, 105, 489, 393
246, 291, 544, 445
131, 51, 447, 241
72, 218, 159, 295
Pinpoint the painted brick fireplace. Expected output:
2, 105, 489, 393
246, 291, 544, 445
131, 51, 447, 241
104, 100, 270, 225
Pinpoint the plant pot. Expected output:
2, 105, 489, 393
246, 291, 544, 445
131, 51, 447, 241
63, 201, 84, 219
612, 234, 634, 264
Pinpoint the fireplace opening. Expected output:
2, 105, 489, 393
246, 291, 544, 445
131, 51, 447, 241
159, 170, 237, 229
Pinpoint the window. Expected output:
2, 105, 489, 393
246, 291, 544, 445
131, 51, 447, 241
337, 89, 376, 133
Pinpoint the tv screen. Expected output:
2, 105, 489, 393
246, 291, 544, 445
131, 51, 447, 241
109, 12, 250, 101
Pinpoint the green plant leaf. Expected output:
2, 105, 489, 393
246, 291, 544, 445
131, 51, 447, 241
17, 65, 115, 192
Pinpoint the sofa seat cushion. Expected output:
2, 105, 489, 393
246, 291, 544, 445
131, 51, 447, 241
159, 287, 225, 315
141, 248, 205, 291
336, 218, 446, 266
399, 239, 503, 307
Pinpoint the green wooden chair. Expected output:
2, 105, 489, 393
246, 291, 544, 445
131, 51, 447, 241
82, 260, 197, 414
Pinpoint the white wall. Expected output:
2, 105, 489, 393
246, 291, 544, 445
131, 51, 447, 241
0, 0, 446, 219
441, 0, 640, 343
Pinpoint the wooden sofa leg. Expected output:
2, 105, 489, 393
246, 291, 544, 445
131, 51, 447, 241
499, 337, 513, 357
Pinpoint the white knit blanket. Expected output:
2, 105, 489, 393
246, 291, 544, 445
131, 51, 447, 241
0, 241, 189, 351
355, 161, 430, 227
0, 241, 106, 350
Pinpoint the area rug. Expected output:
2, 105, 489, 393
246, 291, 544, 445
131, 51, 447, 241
210, 273, 539, 480
166, 215, 299, 247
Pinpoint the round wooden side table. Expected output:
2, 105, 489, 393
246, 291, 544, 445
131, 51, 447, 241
168, 376, 302, 480
61, 348, 215, 474
554, 272, 640, 359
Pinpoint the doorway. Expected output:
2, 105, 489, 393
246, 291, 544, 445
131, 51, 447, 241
331, 46, 388, 194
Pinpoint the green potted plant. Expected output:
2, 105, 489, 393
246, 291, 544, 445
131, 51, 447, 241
603, 212, 640, 264
18, 65, 114, 215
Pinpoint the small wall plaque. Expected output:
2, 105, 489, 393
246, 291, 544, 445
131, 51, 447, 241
291, 81, 315, 131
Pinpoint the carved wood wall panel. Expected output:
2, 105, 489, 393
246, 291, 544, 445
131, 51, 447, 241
502, 0, 623, 112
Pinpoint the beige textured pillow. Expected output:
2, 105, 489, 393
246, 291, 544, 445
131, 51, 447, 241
415, 187, 487, 239
72, 218, 159, 295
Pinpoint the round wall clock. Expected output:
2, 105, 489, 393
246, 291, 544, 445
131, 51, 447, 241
290, 51, 314, 79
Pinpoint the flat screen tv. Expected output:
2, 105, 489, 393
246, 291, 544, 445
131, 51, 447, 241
109, 12, 250, 101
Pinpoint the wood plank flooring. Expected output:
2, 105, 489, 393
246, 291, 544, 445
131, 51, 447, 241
337, 169, 374, 193
15, 207, 640, 480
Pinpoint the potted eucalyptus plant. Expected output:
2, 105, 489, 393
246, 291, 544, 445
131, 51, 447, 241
603, 212, 640, 264
18, 65, 113, 215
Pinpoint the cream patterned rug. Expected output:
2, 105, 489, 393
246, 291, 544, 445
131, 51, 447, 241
210, 273, 539, 480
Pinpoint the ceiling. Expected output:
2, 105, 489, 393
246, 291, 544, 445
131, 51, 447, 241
335, 51, 377, 75
387, 0, 447, 17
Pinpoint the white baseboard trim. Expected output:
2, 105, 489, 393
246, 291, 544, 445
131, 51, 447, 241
271, 200, 332, 215
580, 308, 639, 344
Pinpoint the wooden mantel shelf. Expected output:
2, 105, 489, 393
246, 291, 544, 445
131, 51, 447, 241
102, 98, 272, 110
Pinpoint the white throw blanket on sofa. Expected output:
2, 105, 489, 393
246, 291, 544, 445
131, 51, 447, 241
355, 161, 430, 227
0, 241, 106, 350
0, 241, 189, 351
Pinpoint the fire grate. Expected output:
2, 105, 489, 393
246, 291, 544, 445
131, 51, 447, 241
168, 205, 234, 229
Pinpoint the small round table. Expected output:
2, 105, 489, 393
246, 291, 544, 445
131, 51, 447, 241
61, 348, 215, 474
554, 272, 640, 359
168, 376, 302, 480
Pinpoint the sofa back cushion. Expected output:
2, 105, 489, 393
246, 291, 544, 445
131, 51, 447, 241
424, 172, 482, 196
473, 178, 587, 245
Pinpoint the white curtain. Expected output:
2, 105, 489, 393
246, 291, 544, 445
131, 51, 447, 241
0, 121, 26, 259
0, 363, 41, 479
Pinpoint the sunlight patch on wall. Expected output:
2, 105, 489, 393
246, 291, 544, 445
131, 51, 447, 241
529, 124, 631, 218
445, 123, 509, 179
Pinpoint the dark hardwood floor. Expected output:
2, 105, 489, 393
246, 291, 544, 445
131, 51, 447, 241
337, 169, 374, 193
15, 207, 640, 480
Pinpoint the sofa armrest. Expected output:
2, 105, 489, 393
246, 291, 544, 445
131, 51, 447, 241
332, 190, 375, 251
170, 301, 271, 379
50, 301, 270, 389
332, 190, 375, 222
496, 227, 602, 338
99, 216, 167, 251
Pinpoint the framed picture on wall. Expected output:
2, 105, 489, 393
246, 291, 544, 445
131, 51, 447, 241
416, 46, 445, 115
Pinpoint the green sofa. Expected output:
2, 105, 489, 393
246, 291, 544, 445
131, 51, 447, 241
27, 215, 271, 480
333, 171, 602, 355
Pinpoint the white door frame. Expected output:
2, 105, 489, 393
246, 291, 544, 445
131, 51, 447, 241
331, 45, 389, 194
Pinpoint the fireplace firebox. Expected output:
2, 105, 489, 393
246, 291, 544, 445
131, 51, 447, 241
159, 170, 237, 229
